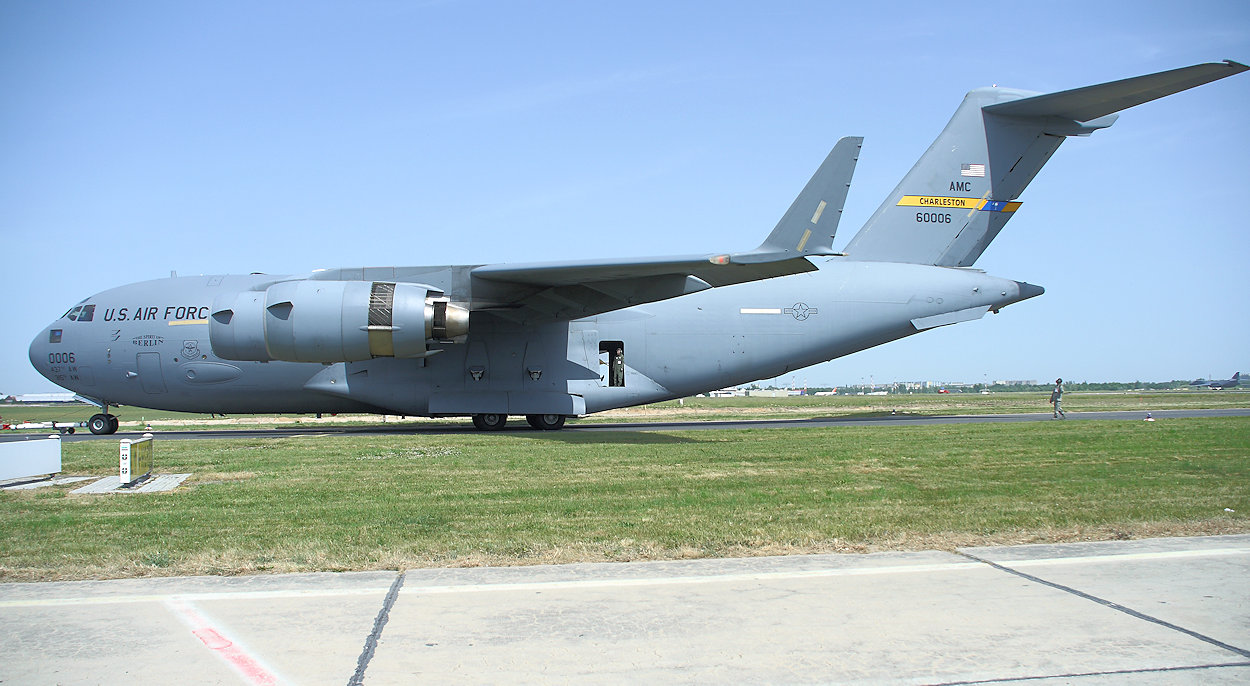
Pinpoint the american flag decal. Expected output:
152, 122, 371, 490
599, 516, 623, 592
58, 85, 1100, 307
960, 163, 985, 177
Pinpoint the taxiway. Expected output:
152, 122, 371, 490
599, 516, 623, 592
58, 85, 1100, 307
2, 535, 1247, 684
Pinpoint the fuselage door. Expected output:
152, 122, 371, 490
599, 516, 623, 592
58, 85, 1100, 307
136, 352, 167, 394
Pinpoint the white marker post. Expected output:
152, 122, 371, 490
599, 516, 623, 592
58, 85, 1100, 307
119, 434, 154, 487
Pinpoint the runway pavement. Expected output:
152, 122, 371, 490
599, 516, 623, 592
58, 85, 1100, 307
16, 406, 1250, 443
2, 535, 1247, 684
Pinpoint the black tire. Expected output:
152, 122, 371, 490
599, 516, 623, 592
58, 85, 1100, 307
471, 413, 507, 431
108, 415, 120, 433
525, 414, 566, 431
89, 414, 112, 435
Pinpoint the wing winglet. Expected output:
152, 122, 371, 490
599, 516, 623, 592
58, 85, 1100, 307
734, 136, 862, 264
467, 137, 862, 320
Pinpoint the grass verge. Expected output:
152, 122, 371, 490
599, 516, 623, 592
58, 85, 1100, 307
1, 417, 1247, 581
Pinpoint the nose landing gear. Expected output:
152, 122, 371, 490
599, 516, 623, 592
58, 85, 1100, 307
88, 413, 120, 435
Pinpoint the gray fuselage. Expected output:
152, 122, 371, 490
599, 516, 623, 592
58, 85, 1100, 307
29, 259, 1038, 417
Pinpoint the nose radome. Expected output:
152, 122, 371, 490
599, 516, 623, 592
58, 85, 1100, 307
29, 324, 62, 383
29, 329, 45, 369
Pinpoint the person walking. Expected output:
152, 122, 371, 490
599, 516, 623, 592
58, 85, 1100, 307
1050, 378, 1066, 419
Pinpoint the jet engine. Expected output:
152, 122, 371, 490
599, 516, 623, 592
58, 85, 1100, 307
208, 280, 468, 363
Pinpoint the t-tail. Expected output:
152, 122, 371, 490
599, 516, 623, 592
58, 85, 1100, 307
843, 60, 1248, 267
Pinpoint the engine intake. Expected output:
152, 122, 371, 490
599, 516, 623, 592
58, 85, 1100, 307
209, 280, 468, 363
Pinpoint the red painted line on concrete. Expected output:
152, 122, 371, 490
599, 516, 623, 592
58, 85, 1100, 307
166, 597, 284, 685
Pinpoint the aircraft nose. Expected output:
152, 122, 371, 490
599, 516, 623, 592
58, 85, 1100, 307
30, 328, 50, 378
29, 325, 60, 382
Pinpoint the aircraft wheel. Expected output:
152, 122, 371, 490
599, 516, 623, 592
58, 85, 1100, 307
525, 414, 566, 431
89, 414, 113, 435
471, 413, 508, 431
108, 415, 120, 433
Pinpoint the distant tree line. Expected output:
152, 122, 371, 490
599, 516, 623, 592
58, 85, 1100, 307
794, 380, 1204, 395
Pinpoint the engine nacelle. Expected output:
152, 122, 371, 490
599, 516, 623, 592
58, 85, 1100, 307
209, 280, 469, 363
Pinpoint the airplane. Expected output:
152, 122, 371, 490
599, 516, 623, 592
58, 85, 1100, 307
29, 60, 1247, 434
1190, 372, 1241, 390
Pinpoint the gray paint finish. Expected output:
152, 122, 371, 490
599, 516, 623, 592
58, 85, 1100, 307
27, 62, 1247, 428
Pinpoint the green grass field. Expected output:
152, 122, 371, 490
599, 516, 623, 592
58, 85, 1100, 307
2, 416, 1247, 581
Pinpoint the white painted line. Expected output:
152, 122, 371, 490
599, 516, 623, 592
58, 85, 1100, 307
165, 596, 288, 685
0, 562, 977, 608
397, 561, 977, 596
0, 587, 393, 608
5, 547, 1246, 610
740, 308, 782, 315
990, 548, 1250, 568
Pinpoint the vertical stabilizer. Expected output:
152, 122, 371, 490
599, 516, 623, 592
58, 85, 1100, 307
843, 60, 1248, 267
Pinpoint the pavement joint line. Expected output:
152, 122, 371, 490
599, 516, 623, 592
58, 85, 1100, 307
349, 571, 406, 686
925, 660, 1250, 685
957, 551, 1250, 659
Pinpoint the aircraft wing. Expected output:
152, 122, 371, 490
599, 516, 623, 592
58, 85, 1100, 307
470, 253, 817, 320
469, 136, 862, 321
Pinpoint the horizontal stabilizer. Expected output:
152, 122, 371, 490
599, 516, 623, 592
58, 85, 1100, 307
844, 60, 1248, 267
985, 60, 1248, 121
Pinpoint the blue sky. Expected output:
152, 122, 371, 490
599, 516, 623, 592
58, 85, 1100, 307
2, 1, 1247, 394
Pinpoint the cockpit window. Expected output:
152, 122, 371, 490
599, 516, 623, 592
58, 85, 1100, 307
64, 304, 95, 322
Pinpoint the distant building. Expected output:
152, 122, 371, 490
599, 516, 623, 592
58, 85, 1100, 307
13, 393, 79, 404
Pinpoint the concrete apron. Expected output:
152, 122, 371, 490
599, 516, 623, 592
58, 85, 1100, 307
2, 535, 1247, 685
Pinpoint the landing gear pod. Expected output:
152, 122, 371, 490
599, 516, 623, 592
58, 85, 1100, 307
208, 281, 468, 363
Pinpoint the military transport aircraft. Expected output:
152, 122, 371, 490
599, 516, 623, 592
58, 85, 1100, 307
29, 61, 1247, 433
1191, 372, 1241, 390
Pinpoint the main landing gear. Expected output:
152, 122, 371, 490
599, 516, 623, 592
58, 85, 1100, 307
88, 413, 120, 435
525, 414, 566, 431
471, 413, 507, 431
470, 414, 567, 431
